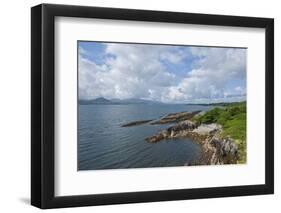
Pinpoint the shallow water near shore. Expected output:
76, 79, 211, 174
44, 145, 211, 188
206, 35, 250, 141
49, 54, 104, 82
78, 104, 213, 170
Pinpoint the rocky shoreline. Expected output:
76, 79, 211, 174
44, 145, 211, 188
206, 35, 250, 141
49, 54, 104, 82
122, 110, 239, 165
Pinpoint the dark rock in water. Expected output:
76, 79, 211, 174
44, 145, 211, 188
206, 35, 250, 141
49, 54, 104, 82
122, 119, 153, 127
121, 110, 200, 128
145, 120, 197, 143
145, 133, 165, 143
150, 111, 201, 125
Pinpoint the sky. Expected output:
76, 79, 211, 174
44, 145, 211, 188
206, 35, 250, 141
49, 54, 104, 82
78, 41, 246, 104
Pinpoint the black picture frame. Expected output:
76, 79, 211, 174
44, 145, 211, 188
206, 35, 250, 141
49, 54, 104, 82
31, 3, 274, 209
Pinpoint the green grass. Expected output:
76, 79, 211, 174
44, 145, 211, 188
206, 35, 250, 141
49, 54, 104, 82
193, 101, 246, 163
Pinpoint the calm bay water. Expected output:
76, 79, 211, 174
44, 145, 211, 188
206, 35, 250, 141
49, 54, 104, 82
78, 104, 212, 170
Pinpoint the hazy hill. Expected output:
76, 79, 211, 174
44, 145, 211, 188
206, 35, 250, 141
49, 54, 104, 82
79, 97, 112, 105
79, 97, 162, 105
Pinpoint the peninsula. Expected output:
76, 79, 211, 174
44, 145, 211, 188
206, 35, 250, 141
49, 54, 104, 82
122, 101, 246, 165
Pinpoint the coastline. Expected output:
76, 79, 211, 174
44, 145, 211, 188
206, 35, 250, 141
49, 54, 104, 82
122, 102, 246, 166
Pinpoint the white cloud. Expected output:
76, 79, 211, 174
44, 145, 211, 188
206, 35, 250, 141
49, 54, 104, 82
79, 46, 88, 56
79, 43, 180, 100
160, 49, 186, 64
164, 47, 246, 103
79, 43, 246, 103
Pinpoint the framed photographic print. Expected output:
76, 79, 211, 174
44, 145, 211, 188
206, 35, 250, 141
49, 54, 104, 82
31, 3, 274, 209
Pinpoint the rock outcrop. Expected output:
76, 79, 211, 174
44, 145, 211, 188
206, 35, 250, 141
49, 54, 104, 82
122, 109, 239, 165
145, 122, 221, 143
146, 121, 238, 165
196, 136, 239, 165
121, 111, 200, 127
150, 111, 201, 125
145, 120, 198, 143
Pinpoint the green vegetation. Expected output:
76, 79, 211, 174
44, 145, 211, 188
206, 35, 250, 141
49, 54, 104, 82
193, 101, 246, 163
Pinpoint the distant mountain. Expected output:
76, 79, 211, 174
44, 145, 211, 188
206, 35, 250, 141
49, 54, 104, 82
114, 98, 161, 105
79, 97, 162, 105
186, 101, 246, 107
79, 97, 112, 105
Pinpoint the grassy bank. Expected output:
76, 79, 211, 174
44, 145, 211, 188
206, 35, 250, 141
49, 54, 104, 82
193, 101, 246, 163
